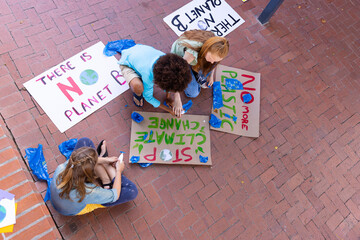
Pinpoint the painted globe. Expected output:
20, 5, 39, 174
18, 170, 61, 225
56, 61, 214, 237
80, 69, 99, 85
0, 205, 6, 223
160, 149, 173, 162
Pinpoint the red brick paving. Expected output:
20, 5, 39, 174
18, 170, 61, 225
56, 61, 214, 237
0, 0, 359, 239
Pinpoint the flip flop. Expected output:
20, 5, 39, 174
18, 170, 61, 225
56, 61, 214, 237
133, 92, 144, 107
96, 140, 108, 157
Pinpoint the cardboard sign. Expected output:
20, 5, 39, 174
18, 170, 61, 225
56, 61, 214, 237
24, 42, 128, 133
130, 112, 212, 166
211, 65, 260, 137
163, 0, 245, 37
0, 190, 16, 229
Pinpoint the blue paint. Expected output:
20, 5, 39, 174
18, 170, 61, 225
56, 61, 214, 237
125, 105, 128, 107
120, 151, 125, 153
209, 114, 221, 128
138, 163, 153, 167
182, 100, 193, 113
212, 82, 223, 109
243, 93, 252, 103
130, 156, 140, 163
224, 113, 231, 118
143, 133, 148, 140
163, 101, 170, 108
131, 112, 144, 123
150, 130, 153, 136
199, 155, 208, 163
225, 78, 244, 90
233, 116, 238, 122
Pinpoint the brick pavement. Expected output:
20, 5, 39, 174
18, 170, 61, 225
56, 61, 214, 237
0, 0, 359, 239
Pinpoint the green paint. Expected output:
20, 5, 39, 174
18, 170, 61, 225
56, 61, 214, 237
148, 117, 159, 128
196, 133, 206, 145
190, 121, 200, 130
135, 132, 147, 142
156, 131, 165, 144
175, 134, 186, 145
186, 133, 195, 144
165, 132, 175, 144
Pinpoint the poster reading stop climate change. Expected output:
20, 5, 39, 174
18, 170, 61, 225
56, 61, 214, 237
130, 112, 212, 166
24, 42, 128, 133
163, 0, 245, 37
211, 65, 261, 137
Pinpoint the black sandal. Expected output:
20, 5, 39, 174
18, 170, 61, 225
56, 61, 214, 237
102, 182, 113, 189
133, 92, 144, 107
96, 140, 108, 157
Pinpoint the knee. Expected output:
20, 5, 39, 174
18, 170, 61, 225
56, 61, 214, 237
130, 78, 144, 95
128, 186, 138, 201
185, 88, 200, 98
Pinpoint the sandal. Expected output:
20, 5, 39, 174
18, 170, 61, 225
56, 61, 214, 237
133, 92, 144, 107
102, 182, 113, 189
96, 140, 108, 157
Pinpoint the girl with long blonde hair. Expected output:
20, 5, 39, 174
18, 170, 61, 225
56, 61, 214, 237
50, 138, 137, 216
169, 30, 229, 116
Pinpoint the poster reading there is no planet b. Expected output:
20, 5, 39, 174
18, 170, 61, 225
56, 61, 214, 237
24, 42, 128, 133
163, 0, 245, 37
130, 112, 212, 166
211, 65, 261, 137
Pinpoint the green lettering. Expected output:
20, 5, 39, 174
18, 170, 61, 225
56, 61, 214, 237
148, 117, 159, 128
223, 95, 236, 103
196, 133, 206, 145
160, 118, 166, 129
221, 119, 234, 131
165, 133, 175, 144
182, 120, 190, 130
166, 118, 174, 130
221, 84, 236, 93
135, 131, 147, 142
156, 131, 165, 144
190, 121, 200, 130
175, 134, 186, 145
222, 71, 238, 79
186, 133, 195, 145
175, 119, 181, 130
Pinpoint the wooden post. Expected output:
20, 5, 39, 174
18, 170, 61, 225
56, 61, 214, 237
258, 0, 284, 24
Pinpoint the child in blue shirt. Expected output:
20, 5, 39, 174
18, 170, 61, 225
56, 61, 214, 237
118, 44, 191, 117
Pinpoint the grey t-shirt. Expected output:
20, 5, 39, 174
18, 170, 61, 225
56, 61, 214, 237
50, 161, 117, 216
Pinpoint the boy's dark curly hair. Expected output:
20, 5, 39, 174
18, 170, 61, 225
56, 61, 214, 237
153, 53, 191, 92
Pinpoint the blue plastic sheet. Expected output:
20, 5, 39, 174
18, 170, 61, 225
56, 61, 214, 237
199, 155, 208, 163
25, 144, 51, 202
212, 82, 223, 109
130, 156, 140, 163
58, 139, 77, 160
225, 78, 244, 90
209, 114, 222, 128
103, 39, 136, 56
182, 100, 193, 113
131, 112, 144, 123
139, 163, 153, 167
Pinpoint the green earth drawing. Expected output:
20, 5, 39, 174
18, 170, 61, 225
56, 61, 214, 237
80, 69, 99, 85
0, 205, 6, 223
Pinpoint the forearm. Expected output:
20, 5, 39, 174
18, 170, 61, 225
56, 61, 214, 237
158, 103, 174, 115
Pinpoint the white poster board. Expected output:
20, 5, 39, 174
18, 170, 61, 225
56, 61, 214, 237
163, 0, 245, 37
24, 42, 128, 133
211, 65, 260, 137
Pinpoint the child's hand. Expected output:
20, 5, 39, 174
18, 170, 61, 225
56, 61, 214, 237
207, 75, 214, 87
116, 159, 125, 173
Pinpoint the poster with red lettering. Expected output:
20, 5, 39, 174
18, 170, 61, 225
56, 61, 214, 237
24, 42, 128, 133
163, 0, 245, 37
211, 65, 260, 137
129, 112, 212, 166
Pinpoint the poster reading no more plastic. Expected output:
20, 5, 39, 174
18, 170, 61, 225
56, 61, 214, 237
24, 42, 128, 133
130, 112, 212, 166
163, 0, 245, 37
211, 65, 260, 137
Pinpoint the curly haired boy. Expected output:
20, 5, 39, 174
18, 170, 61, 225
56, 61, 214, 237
118, 44, 191, 116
